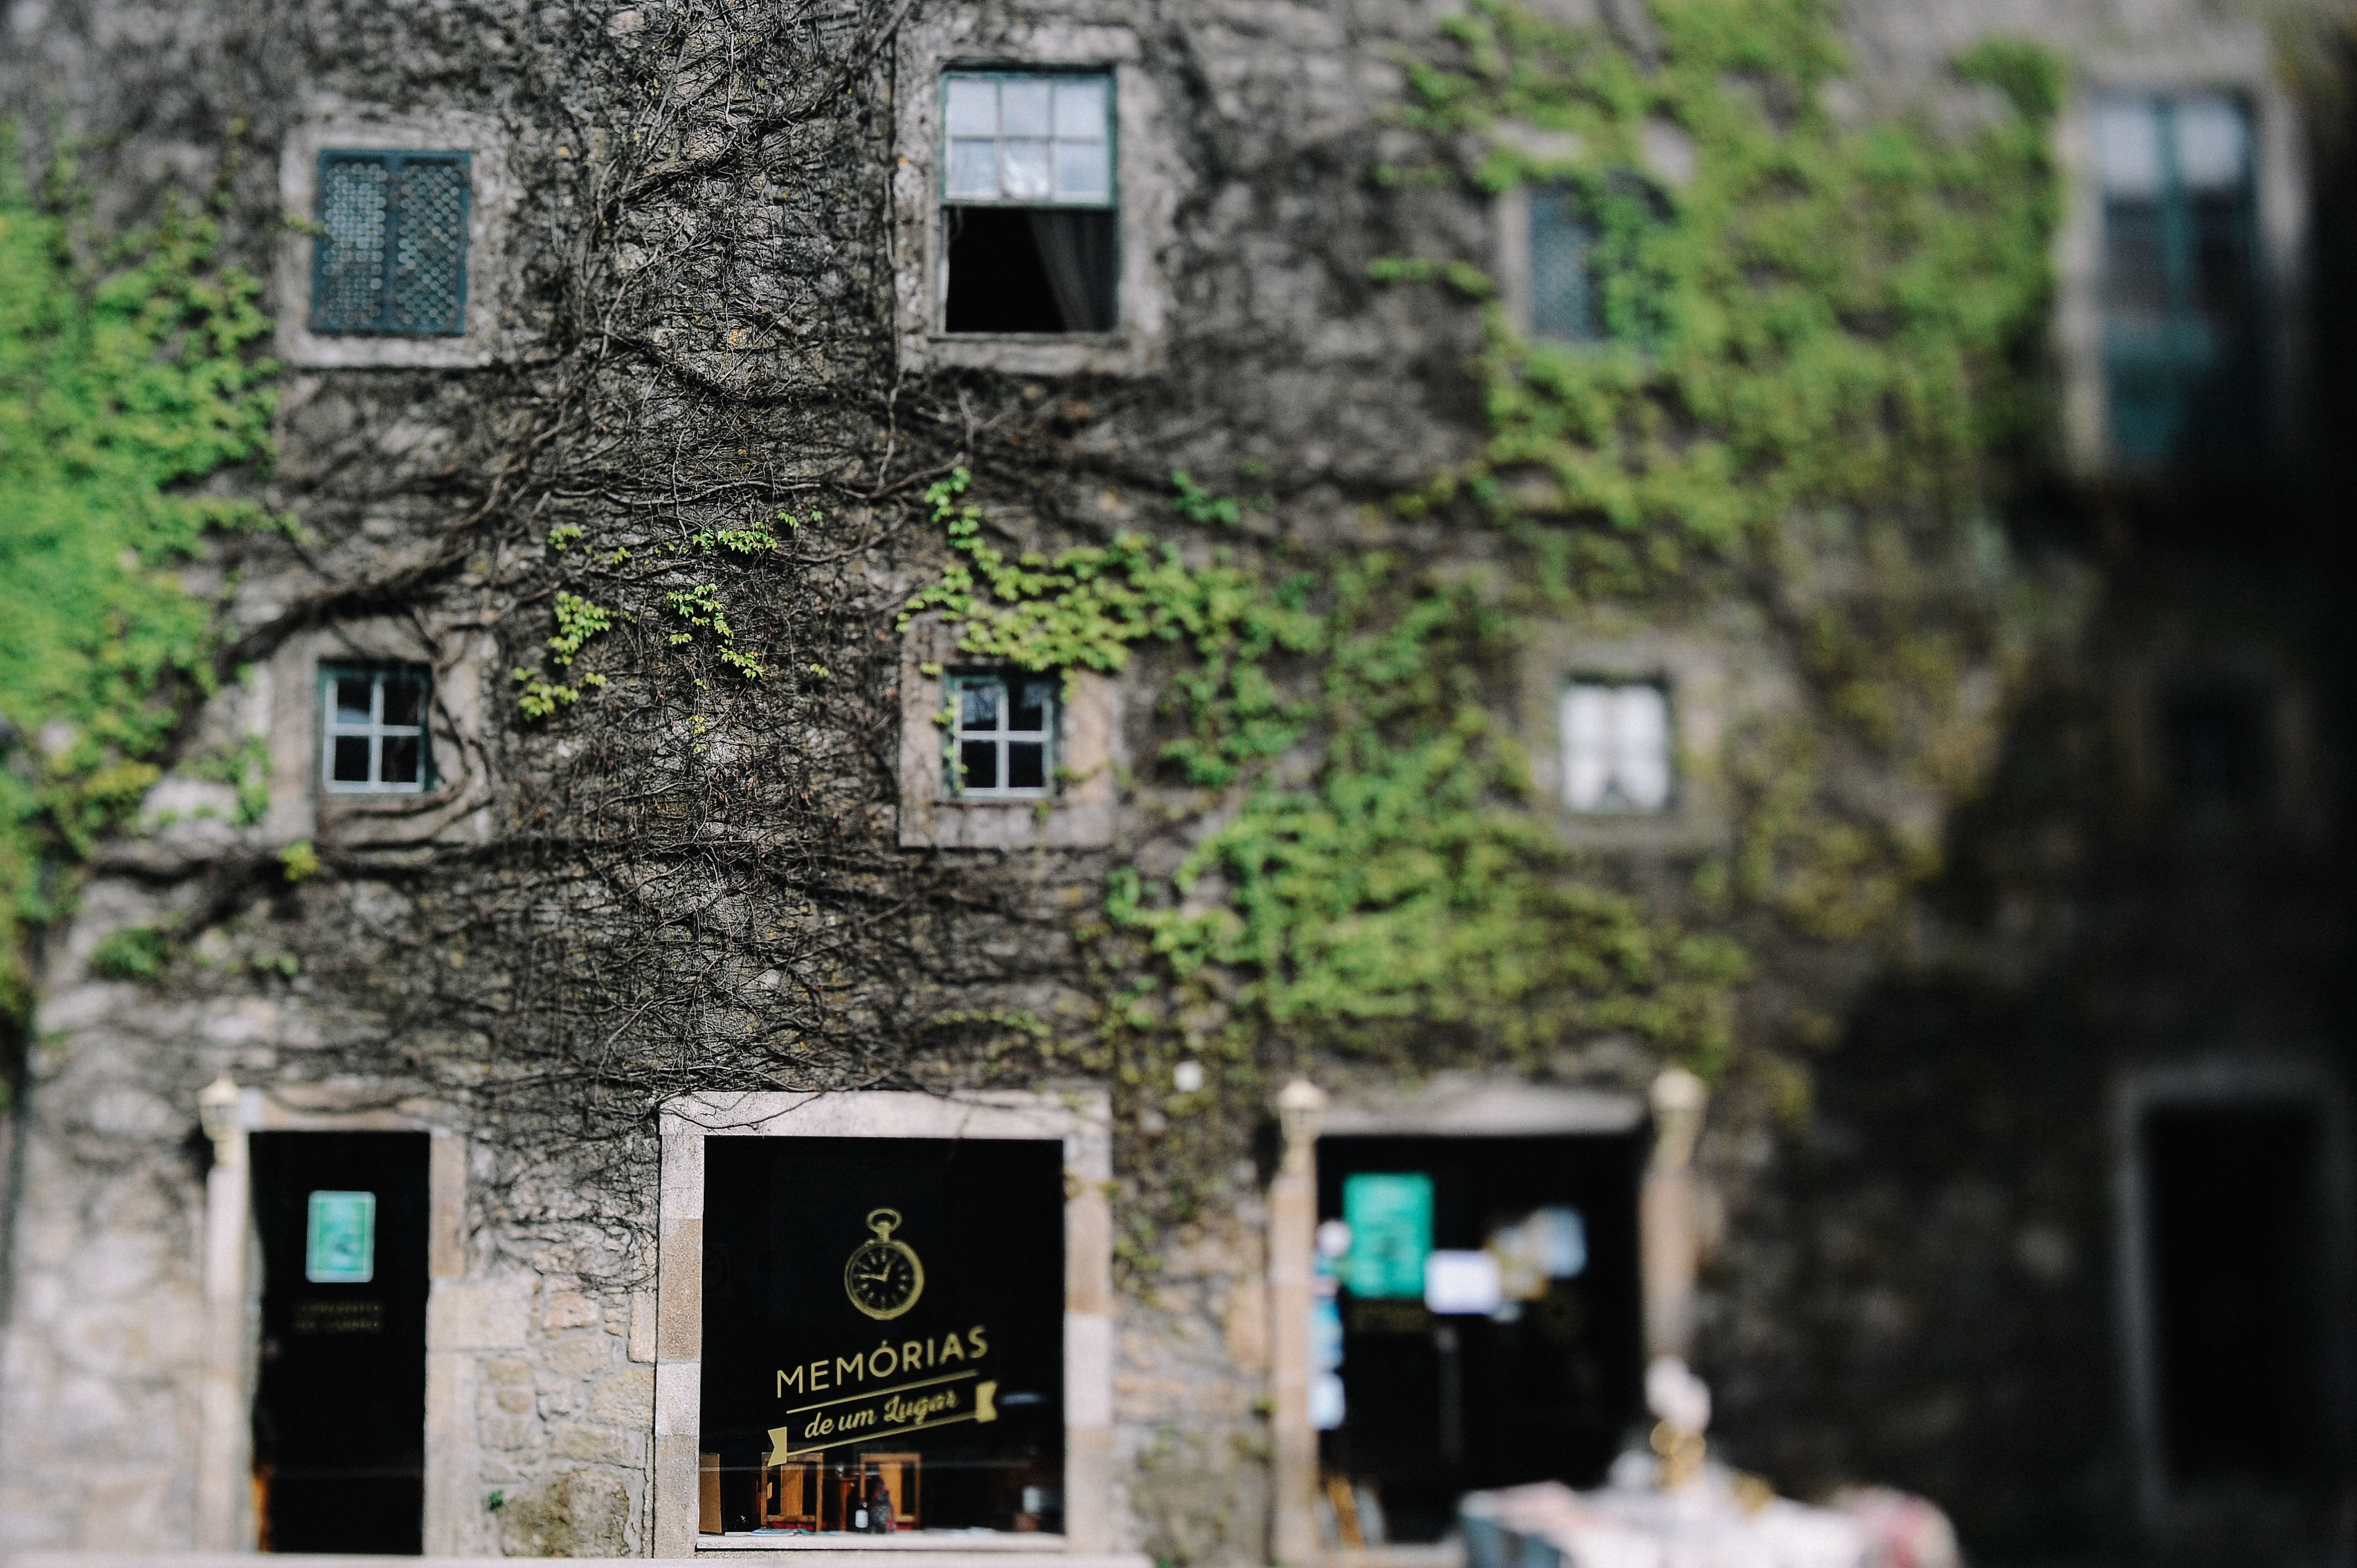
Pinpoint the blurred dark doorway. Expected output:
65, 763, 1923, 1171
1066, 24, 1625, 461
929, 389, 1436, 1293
1315, 1133, 1643, 1544
2142, 1104, 2328, 1484
251, 1131, 430, 1554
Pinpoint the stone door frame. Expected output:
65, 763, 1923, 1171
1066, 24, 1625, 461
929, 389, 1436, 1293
197, 1085, 471, 1553
651, 1090, 1127, 1561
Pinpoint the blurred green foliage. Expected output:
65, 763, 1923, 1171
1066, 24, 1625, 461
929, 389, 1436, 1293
0, 140, 278, 1015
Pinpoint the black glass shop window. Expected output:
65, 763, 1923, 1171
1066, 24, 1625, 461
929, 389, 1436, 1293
700, 1138, 1066, 1535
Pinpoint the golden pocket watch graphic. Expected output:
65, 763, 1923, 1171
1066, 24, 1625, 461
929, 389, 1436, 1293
843, 1208, 926, 1320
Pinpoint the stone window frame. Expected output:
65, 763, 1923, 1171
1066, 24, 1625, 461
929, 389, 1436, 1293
892, 18, 1174, 377
1262, 1076, 1662, 1562
276, 107, 519, 370
2109, 1058, 2355, 1523
198, 1085, 478, 1552
1519, 623, 1753, 853
257, 621, 497, 852
649, 1090, 1123, 1559
2053, 33, 2307, 477
897, 617, 1122, 850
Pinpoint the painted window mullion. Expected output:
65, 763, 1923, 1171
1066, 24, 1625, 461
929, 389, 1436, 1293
2155, 105, 2197, 354
378, 152, 403, 333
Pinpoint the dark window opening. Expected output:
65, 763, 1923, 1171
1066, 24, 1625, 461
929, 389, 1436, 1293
944, 208, 1116, 334
322, 663, 433, 794
2160, 682, 2273, 814
2144, 1104, 2330, 1485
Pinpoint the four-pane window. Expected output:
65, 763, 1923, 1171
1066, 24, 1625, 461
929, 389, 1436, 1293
948, 674, 1056, 798
321, 665, 431, 793
312, 151, 472, 337
1560, 681, 1672, 814
2093, 97, 2260, 464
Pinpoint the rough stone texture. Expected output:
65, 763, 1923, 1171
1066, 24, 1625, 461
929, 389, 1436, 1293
0, 0, 2348, 1563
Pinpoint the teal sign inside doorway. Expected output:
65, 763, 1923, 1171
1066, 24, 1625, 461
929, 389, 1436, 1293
305, 1189, 377, 1283
1342, 1172, 1433, 1298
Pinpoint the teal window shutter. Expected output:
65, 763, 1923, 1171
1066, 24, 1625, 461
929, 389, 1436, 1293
1529, 183, 1602, 343
312, 150, 471, 336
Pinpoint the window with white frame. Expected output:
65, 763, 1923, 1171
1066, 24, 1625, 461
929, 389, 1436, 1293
941, 72, 1117, 334
321, 664, 431, 793
1560, 680, 1672, 814
1529, 183, 1603, 343
947, 673, 1056, 798
2093, 96, 2261, 465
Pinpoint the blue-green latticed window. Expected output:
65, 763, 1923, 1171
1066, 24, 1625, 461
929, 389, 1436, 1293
1529, 183, 1602, 344
945, 673, 1056, 798
311, 151, 472, 336
320, 664, 432, 793
2094, 98, 2261, 466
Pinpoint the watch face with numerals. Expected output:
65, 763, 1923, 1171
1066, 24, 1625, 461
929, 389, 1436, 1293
843, 1208, 926, 1320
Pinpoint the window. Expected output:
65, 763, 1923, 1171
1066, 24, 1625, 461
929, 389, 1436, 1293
2159, 680, 2272, 814
2094, 98, 2260, 464
941, 73, 1116, 334
312, 151, 471, 336
321, 664, 431, 793
1529, 184, 1602, 343
1560, 681, 1672, 814
947, 673, 1056, 799
698, 1137, 1068, 1535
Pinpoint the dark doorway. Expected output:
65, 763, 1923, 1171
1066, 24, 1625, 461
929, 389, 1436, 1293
2143, 1103, 2328, 1484
251, 1131, 430, 1553
1315, 1133, 1645, 1543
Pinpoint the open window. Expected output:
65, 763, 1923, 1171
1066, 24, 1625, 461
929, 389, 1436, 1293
941, 72, 1117, 334
2094, 96, 2261, 466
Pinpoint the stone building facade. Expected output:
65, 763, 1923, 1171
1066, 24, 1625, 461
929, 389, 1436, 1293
0, 0, 2348, 1565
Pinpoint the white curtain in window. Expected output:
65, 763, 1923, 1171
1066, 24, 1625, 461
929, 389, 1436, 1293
1562, 682, 1672, 813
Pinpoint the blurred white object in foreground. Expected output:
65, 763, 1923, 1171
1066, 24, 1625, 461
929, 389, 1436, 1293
1456, 1360, 1960, 1568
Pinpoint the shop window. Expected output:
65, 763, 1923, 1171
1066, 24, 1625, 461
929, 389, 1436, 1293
699, 1137, 1067, 1535
2094, 98, 2261, 465
947, 672, 1057, 799
941, 73, 1117, 334
1560, 680, 1672, 814
2159, 680, 2272, 814
321, 663, 431, 793
312, 150, 471, 336
1529, 183, 1602, 344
